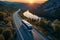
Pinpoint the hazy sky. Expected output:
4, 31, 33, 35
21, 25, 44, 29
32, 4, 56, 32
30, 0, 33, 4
0, 0, 48, 3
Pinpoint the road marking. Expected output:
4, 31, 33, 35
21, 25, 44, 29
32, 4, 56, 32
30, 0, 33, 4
13, 9, 24, 40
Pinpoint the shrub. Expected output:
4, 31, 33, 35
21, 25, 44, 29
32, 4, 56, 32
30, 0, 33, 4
2, 30, 12, 40
0, 34, 5, 40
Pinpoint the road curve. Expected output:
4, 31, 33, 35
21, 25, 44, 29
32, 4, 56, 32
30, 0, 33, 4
13, 9, 48, 40
13, 9, 34, 40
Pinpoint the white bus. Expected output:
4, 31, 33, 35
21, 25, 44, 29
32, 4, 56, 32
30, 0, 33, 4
22, 20, 33, 31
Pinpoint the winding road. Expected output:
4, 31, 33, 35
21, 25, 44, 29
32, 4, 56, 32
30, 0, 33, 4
13, 9, 48, 40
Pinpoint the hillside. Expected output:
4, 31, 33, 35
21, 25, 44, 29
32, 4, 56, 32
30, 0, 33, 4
29, 0, 60, 21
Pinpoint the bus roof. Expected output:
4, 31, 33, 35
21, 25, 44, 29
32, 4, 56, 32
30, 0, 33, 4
22, 20, 32, 26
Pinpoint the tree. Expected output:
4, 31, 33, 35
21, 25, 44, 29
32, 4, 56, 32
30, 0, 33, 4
39, 17, 46, 28
0, 34, 5, 40
0, 28, 3, 34
3, 19, 9, 24
53, 19, 59, 31
45, 20, 53, 32
0, 13, 4, 21
2, 30, 12, 40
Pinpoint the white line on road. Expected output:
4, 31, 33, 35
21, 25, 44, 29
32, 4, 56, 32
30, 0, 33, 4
13, 9, 24, 40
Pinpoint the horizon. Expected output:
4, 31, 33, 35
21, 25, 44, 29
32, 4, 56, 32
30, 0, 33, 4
0, 0, 48, 4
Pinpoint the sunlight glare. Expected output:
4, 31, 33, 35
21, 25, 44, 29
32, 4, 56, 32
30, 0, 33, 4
30, 1, 33, 4
29, 0, 34, 4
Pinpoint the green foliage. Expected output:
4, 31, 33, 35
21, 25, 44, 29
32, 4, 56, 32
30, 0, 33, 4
3, 19, 9, 24
2, 30, 12, 40
0, 34, 5, 40
0, 27, 16, 40
0, 3, 17, 40
23, 15, 60, 40
0, 13, 4, 21
0, 28, 3, 34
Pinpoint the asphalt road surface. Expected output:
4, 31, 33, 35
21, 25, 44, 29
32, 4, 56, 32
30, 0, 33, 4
13, 9, 48, 40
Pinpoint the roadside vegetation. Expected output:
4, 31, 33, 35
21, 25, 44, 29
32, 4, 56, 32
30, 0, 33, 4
0, 8, 17, 40
0, 4, 60, 40
19, 10, 60, 40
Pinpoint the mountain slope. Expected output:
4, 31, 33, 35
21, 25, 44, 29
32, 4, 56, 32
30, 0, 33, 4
30, 0, 60, 20
0, 1, 29, 9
